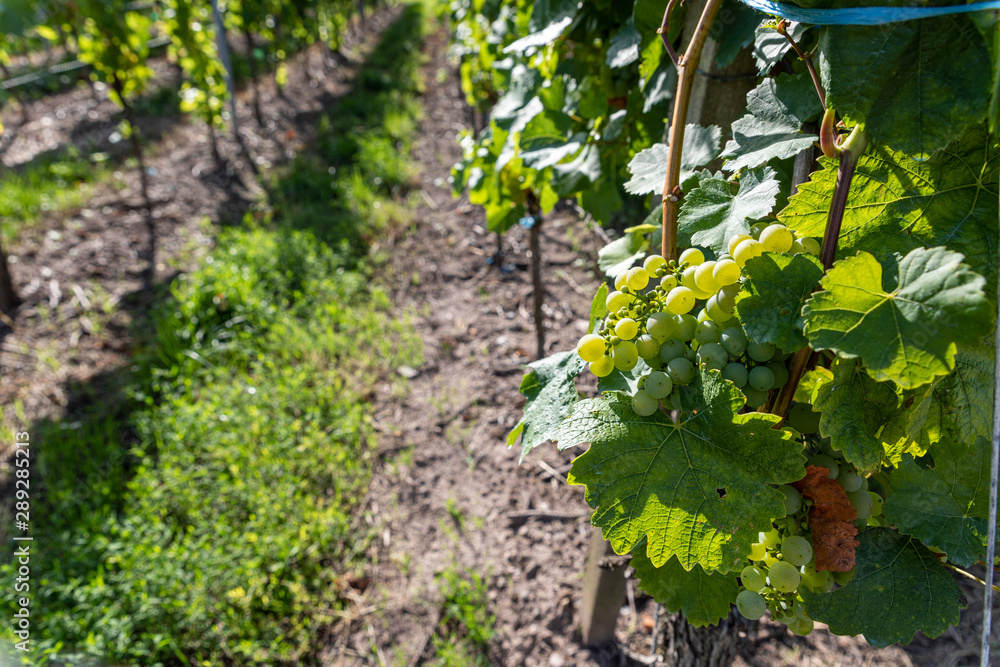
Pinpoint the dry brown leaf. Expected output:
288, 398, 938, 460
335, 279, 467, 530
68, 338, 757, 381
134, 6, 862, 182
791, 465, 860, 572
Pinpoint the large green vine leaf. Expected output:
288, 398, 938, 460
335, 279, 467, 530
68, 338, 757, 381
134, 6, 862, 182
884, 437, 991, 568
818, 17, 992, 159
559, 369, 805, 572
631, 547, 738, 627
720, 73, 822, 172
508, 351, 584, 461
735, 251, 824, 352
624, 125, 722, 195
778, 127, 1000, 293
810, 359, 900, 475
677, 167, 781, 256
802, 529, 965, 648
802, 247, 992, 389
752, 21, 807, 74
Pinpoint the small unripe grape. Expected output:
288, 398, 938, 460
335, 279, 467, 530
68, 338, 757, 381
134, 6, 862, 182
606, 290, 633, 314
697, 343, 728, 370
720, 327, 748, 357
808, 454, 839, 480
644, 254, 666, 274
728, 233, 753, 257
768, 561, 801, 593
615, 318, 639, 341
627, 266, 650, 291
779, 485, 802, 515
849, 489, 873, 520
744, 387, 769, 408
635, 334, 660, 360
694, 261, 720, 293
741, 565, 767, 592
734, 239, 765, 268
736, 590, 767, 620
658, 339, 687, 363
767, 360, 789, 388
667, 357, 696, 385
590, 355, 614, 377
672, 314, 698, 341
665, 287, 696, 315
747, 340, 775, 362
748, 366, 775, 391
577, 334, 607, 362
781, 535, 813, 566
645, 371, 673, 399
760, 224, 794, 253
646, 312, 674, 342
722, 362, 748, 387
695, 320, 722, 344
632, 389, 659, 416
838, 469, 863, 493
613, 341, 639, 371
660, 274, 678, 290
679, 247, 705, 266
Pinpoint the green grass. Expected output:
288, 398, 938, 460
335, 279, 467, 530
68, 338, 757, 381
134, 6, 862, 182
0, 4, 430, 665
429, 568, 497, 667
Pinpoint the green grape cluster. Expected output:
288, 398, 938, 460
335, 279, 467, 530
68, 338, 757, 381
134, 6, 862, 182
576, 223, 820, 415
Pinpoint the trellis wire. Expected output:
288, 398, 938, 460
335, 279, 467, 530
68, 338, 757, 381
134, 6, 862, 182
737, 0, 1000, 25
984, 185, 1000, 666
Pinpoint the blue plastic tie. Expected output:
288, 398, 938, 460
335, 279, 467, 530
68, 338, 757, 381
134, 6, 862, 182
519, 215, 538, 229
737, 0, 1000, 25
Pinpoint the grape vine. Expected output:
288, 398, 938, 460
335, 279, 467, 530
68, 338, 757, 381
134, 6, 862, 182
455, 0, 1000, 650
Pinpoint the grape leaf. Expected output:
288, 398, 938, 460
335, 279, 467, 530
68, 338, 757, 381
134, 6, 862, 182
677, 167, 781, 256
711, 0, 758, 68
802, 247, 992, 390
492, 65, 542, 129
597, 207, 659, 278
552, 144, 602, 196
508, 351, 585, 461
559, 369, 805, 572
519, 113, 582, 170
631, 548, 738, 627
735, 251, 823, 352
624, 125, 723, 196
818, 17, 992, 159
884, 437, 991, 568
504, 16, 574, 54
802, 528, 965, 648
810, 359, 900, 475
607, 18, 641, 69
778, 125, 1000, 295
720, 73, 822, 173
752, 21, 807, 74
597, 357, 653, 395
791, 466, 858, 572
588, 284, 609, 335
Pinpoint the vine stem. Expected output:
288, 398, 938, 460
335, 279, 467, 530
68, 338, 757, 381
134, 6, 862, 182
660, 0, 724, 262
982, 180, 1000, 667
776, 20, 825, 108
771, 125, 866, 421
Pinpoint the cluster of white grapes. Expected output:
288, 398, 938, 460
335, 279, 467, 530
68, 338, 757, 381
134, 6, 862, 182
575, 222, 820, 415
735, 410, 887, 632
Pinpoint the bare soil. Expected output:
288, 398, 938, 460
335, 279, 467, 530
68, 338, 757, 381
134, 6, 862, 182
0, 8, 995, 667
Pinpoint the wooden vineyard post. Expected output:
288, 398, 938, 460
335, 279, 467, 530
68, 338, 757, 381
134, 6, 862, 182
579, 528, 628, 645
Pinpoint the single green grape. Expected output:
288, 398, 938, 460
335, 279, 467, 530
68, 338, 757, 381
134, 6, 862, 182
720, 327, 748, 357
697, 343, 727, 370
796, 237, 821, 256
744, 387, 769, 408
837, 469, 863, 493
704, 294, 729, 322
644, 370, 673, 399
733, 239, 765, 268
665, 286, 696, 315
767, 360, 789, 387
577, 333, 606, 362
606, 290, 633, 314
658, 339, 687, 363
615, 318, 639, 341
671, 313, 698, 341
590, 354, 614, 378
694, 261, 720, 293
747, 340, 775, 362
869, 491, 884, 517
787, 402, 821, 434
660, 274, 678, 291
736, 590, 767, 620
833, 568, 856, 586
679, 247, 705, 266
646, 312, 674, 342
788, 617, 814, 636
768, 561, 801, 593
748, 366, 775, 391
741, 565, 767, 592
801, 564, 834, 593
848, 489, 873, 520
694, 320, 722, 344
728, 233, 753, 257
667, 357, 696, 385
759, 223, 794, 253
643, 254, 666, 274
716, 283, 741, 312
631, 389, 658, 416
614, 272, 628, 291
627, 266, 650, 291
781, 535, 813, 566
779, 485, 802, 515
680, 266, 699, 291
635, 334, 660, 360
722, 362, 748, 387
713, 258, 741, 285
613, 340, 639, 371
808, 454, 839, 480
